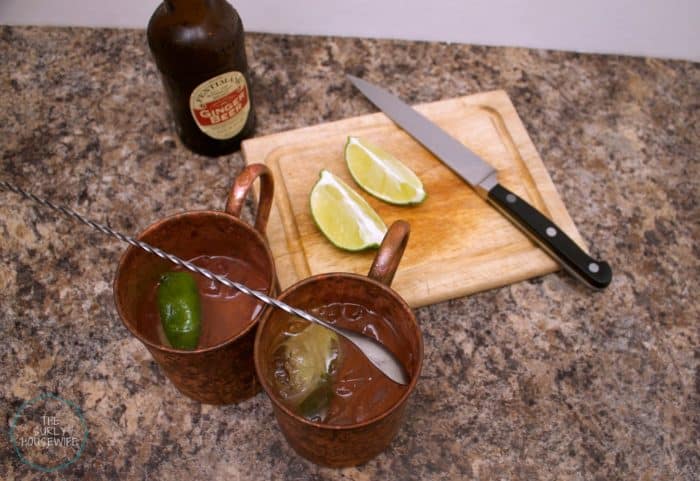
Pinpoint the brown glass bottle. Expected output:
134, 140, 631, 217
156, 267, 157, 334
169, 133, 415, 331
147, 0, 255, 156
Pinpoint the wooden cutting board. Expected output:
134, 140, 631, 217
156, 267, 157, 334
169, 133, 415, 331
242, 90, 586, 307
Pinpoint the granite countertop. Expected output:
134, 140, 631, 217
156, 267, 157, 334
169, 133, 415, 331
0, 26, 698, 480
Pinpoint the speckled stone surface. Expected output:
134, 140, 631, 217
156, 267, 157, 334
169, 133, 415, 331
0, 26, 698, 481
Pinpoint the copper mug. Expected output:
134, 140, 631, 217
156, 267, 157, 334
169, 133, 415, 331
113, 164, 276, 404
254, 220, 423, 467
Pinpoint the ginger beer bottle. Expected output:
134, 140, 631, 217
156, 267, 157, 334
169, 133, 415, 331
148, 0, 255, 156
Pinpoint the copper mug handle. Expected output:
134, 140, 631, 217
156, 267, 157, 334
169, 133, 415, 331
368, 220, 410, 287
225, 164, 274, 234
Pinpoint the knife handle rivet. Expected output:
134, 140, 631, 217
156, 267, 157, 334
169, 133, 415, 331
506, 194, 517, 204
546, 227, 557, 237
588, 262, 600, 274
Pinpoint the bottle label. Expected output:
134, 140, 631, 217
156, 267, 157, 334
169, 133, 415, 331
189, 71, 251, 140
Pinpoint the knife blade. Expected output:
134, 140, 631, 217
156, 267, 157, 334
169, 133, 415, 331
347, 74, 612, 289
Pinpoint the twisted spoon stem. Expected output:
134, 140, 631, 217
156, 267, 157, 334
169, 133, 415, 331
0, 180, 408, 385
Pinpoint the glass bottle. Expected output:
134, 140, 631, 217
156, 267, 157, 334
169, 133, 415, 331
147, 0, 256, 156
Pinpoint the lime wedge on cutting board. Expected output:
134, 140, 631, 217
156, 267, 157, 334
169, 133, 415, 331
344, 136, 426, 205
310, 170, 387, 251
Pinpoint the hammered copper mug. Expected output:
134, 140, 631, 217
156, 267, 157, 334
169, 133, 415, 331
113, 164, 276, 404
254, 220, 423, 467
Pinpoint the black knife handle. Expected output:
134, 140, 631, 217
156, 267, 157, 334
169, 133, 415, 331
487, 184, 612, 289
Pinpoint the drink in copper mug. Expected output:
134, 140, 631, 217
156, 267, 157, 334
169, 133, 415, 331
114, 165, 275, 404
255, 221, 423, 467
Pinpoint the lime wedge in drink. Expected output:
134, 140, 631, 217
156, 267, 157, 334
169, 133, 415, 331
310, 170, 387, 251
344, 136, 426, 205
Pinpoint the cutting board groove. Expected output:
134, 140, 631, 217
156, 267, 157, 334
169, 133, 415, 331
243, 90, 586, 307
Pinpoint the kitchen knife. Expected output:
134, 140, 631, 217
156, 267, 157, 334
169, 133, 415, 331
347, 74, 612, 289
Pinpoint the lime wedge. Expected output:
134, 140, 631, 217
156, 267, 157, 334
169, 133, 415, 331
344, 136, 426, 205
310, 170, 387, 251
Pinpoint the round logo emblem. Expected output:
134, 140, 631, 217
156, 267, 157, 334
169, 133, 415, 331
9, 393, 89, 472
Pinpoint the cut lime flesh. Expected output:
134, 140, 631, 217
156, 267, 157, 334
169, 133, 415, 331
310, 170, 387, 251
345, 136, 426, 205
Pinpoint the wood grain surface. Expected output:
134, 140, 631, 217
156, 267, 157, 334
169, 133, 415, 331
243, 90, 586, 307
